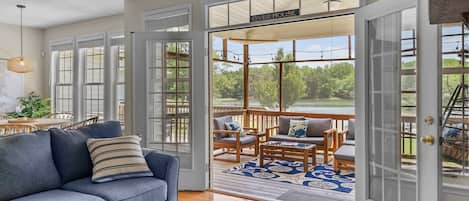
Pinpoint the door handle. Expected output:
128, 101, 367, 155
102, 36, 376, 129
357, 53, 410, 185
420, 135, 435, 145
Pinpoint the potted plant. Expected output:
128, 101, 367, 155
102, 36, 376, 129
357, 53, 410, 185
6, 92, 51, 121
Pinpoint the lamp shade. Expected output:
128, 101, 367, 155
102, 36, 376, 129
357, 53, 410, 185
7, 57, 32, 73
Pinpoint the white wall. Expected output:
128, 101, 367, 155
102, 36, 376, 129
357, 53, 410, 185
42, 14, 124, 96
0, 22, 44, 96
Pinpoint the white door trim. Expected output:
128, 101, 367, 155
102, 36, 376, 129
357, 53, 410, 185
416, 0, 441, 200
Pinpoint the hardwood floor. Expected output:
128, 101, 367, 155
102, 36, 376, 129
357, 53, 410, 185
179, 191, 254, 201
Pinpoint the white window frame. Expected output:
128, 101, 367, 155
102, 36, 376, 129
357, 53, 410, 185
49, 32, 125, 123
50, 38, 75, 116
109, 33, 126, 126
144, 4, 192, 32
78, 33, 106, 120
204, 0, 358, 31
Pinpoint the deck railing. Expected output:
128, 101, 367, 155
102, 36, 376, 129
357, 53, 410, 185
212, 106, 419, 158
139, 104, 418, 158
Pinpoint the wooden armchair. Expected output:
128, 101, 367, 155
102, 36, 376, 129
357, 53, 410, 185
265, 116, 337, 163
334, 119, 355, 171
213, 116, 259, 163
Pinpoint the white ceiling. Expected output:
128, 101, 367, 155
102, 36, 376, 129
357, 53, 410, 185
0, 0, 124, 28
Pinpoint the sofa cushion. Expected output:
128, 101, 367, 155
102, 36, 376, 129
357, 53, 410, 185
62, 177, 167, 201
279, 116, 304, 135
11, 190, 105, 201
347, 119, 355, 140
215, 135, 257, 145
269, 135, 324, 145
334, 145, 355, 161
87, 136, 153, 183
0, 133, 62, 201
305, 118, 332, 137
50, 121, 122, 184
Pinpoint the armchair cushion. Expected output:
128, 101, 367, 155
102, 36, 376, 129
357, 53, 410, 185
334, 145, 355, 161
62, 177, 167, 201
214, 116, 233, 130
288, 120, 307, 137
343, 140, 355, 146
215, 135, 257, 145
305, 118, 332, 137
279, 116, 304, 135
225, 121, 245, 136
347, 119, 355, 140
269, 135, 325, 145
213, 116, 233, 139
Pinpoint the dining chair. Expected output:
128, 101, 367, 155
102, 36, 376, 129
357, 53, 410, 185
47, 113, 74, 120
0, 124, 38, 137
62, 116, 99, 130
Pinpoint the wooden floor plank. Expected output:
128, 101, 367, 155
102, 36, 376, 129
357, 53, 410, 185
179, 191, 255, 201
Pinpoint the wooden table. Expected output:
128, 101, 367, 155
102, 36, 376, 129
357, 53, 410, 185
260, 141, 316, 172
0, 118, 70, 130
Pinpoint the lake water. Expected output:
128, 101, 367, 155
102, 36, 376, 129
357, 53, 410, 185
286, 106, 355, 115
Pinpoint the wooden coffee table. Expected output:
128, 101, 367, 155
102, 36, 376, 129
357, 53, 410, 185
260, 141, 316, 172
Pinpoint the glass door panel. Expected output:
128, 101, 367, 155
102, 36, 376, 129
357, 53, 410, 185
365, 6, 418, 201
133, 32, 207, 190
147, 40, 193, 169
440, 23, 469, 201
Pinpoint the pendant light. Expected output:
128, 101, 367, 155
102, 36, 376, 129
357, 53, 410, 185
7, 4, 32, 73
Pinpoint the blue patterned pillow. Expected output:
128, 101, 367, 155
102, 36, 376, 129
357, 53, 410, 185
225, 122, 245, 136
288, 120, 307, 138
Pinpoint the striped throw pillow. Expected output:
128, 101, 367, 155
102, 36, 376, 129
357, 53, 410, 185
87, 136, 153, 183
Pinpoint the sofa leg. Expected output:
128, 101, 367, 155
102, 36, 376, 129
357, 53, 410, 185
334, 159, 338, 171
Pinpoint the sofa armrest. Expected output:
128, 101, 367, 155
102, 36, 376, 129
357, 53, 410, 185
143, 148, 179, 201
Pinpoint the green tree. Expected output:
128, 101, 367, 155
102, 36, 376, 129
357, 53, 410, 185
251, 48, 306, 109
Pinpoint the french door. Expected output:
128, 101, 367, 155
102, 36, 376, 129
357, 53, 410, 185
132, 32, 209, 190
355, 0, 441, 200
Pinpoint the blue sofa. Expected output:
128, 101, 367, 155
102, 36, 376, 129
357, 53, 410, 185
0, 121, 179, 201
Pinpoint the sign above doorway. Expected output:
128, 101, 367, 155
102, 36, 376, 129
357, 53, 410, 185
250, 9, 300, 23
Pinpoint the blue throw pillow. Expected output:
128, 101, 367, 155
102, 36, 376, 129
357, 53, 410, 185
288, 120, 307, 138
225, 121, 245, 136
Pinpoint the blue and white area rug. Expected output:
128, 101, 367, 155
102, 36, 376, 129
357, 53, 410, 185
223, 159, 355, 193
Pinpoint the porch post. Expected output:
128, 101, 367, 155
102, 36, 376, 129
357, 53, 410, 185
222, 39, 228, 60
243, 44, 250, 127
